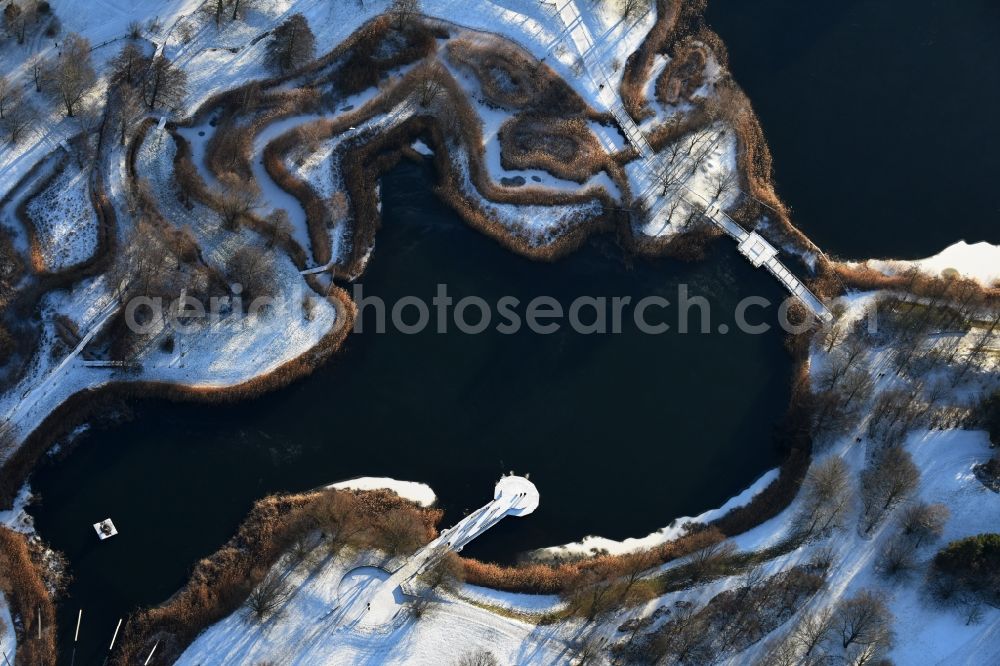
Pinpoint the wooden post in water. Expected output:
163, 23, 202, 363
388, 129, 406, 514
70, 609, 83, 666
109, 618, 122, 651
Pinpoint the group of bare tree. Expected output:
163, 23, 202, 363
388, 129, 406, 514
2, 0, 58, 45
875, 501, 949, 579
758, 590, 894, 666
1, 26, 99, 142
866, 272, 998, 386
110, 41, 187, 112
630, 564, 827, 664
859, 445, 920, 534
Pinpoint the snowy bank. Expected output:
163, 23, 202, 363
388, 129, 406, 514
870, 240, 1000, 287
535, 468, 780, 557
327, 477, 437, 508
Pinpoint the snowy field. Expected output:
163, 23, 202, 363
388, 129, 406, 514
177, 546, 576, 666
24, 162, 98, 271
0, 592, 13, 665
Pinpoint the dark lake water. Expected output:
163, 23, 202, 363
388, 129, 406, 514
707, 0, 1000, 259
30, 160, 792, 660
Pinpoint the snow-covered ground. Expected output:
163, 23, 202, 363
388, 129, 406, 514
0, 592, 14, 666
24, 161, 98, 271
177, 545, 575, 665
327, 477, 437, 508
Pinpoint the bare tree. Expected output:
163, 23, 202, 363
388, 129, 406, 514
27, 53, 44, 92
876, 535, 918, 579
860, 446, 920, 534
217, 174, 260, 229
4, 1, 34, 44
3, 2, 22, 38
867, 388, 924, 445
142, 55, 187, 110
754, 634, 800, 666
617, 548, 660, 601
839, 367, 875, 411
262, 209, 294, 248
708, 169, 738, 204
621, 0, 652, 20
0, 75, 17, 118
795, 457, 852, 538
415, 64, 446, 107
834, 591, 894, 663
246, 571, 291, 621
230, 0, 258, 21
46, 33, 96, 116
206, 0, 228, 27
110, 42, 149, 86
390, 0, 420, 29
267, 13, 316, 73
226, 244, 277, 303
307, 491, 369, 552
898, 502, 949, 547
419, 551, 464, 592
1, 96, 36, 143
373, 507, 426, 559
127, 19, 143, 39
789, 607, 834, 659
116, 84, 145, 146
109, 220, 181, 303
456, 651, 499, 666
685, 538, 737, 583
561, 562, 624, 622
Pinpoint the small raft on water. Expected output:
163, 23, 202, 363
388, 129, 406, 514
93, 518, 118, 540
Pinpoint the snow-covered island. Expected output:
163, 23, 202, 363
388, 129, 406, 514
0, 0, 997, 664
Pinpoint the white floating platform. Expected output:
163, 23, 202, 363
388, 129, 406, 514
93, 518, 118, 540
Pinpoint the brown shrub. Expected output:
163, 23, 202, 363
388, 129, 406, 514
462, 527, 726, 596
336, 16, 438, 96
498, 114, 610, 184
0, 527, 58, 665
445, 34, 591, 115
655, 41, 708, 107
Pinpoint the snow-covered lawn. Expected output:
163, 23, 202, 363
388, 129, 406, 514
24, 162, 98, 271
177, 546, 576, 665
0, 592, 14, 666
